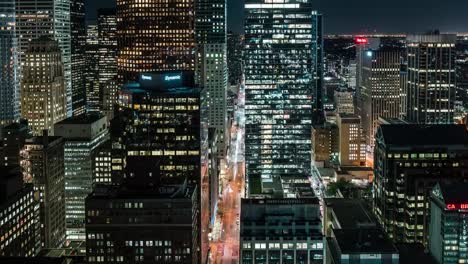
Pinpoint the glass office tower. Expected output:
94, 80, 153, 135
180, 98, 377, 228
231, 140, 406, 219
0, 0, 19, 125
244, 0, 321, 196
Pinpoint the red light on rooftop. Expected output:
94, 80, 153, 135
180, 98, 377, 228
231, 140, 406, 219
355, 37, 369, 45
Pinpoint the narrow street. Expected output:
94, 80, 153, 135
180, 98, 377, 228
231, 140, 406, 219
209, 83, 245, 264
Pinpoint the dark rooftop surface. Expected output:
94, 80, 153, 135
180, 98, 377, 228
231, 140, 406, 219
89, 184, 196, 200
325, 198, 376, 229
122, 86, 201, 96
397, 243, 438, 264
438, 182, 468, 204
26, 136, 62, 146
331, 228, 398, 254
379, 124, 468, 146
55, 114, 104, 125
0, 257, 70, 264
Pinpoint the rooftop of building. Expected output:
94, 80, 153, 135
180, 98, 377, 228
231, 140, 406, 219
25, 134, 62, 146
55, 114, 105, 125
88, 182, 196, 201
378, 124, 468, 147
324, 198, 376, 229
2, 121, 29, 131
0, 166, 23, 203
122, 86, 201, 96
242, 197, 320, 206
396, 243, 438, 264
434, 182, 468, 205
0, 257, 73, 264
329, 228, 398, 254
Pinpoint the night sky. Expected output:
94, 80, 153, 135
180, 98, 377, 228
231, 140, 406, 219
85, 0, 468, 34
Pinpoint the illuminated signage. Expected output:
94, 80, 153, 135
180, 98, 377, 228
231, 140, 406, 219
446, 204, 468, 210
141, 75, 153, 81
355, 37, 369, 45
164, 75, 181, 81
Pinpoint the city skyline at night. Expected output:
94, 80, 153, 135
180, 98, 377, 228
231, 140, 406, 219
85, 0, 468, 34
1, 0, 468, 264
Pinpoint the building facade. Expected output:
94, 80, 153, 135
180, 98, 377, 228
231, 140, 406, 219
429, 183, 468, 264
20, 37, 67, 136
21, 135, 66, 248
116, 0, 195, 84
240, 198, 324, 264
16, 0, 72, 116
373, 124, 468, 245
227, 33, 244, 86
97, 8, 118, 115
85, 24, 100, 113
113, 72, 201, 187
0, 0, 19, 126
337, 114, 366, 167
54, 115, 109, 243
244, 0, 321, 196
361, 47, 403, 147
0, 166, 40, 257
70, 0, 87, 116
1, 122, 29, 167
85, 184, 199, 264
406, 34, 457, 124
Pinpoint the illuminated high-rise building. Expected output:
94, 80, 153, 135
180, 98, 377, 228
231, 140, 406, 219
98, 8, 118, 115
70, 0, 87, 116
116, 0, 195, 84
195, 0, 228, 161
54, 115, 109, 243
21, 134, 66, 248
373, 124, 468, 245
361, 47, 403, 147
20, 37, 67, 136
16, 0, 72, 116
244, 0, 322, 195
0, 166, 40, 257
85, 72, 201, 263
337, 114, 366, 167
227, 32, 244, 86
0, 0, 19, 126
85, 25, 100, 113
113, 72, 201, 187
406, 33, 457, 124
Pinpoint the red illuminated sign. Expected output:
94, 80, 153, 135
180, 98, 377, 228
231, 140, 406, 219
355, 37, 369, 45
446, 204, 468, 210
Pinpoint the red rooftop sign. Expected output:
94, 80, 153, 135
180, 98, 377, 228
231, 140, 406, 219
355, 37, 369, 45
447, 204, 468, 210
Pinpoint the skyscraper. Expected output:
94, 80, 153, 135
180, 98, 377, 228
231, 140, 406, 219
0, 0, 19, 126
244, 0, 321, 196
195, 0, 228, 160
20, 37, 67, 136
16, 0, 72, 116
70, 0, 87, 116
361, 47, 403, 147
97, 8, 118, 115
54, 115, 109, 243
21, 134, 66, 248
373, 124, 468, 245
406, 33, 457, 124
227, 32, 244, 86
85, 25, 100, 113
85, 72, 202, 263
116, 0, 195, 84
0, 166, 40, 257
113, 72, 201, 187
